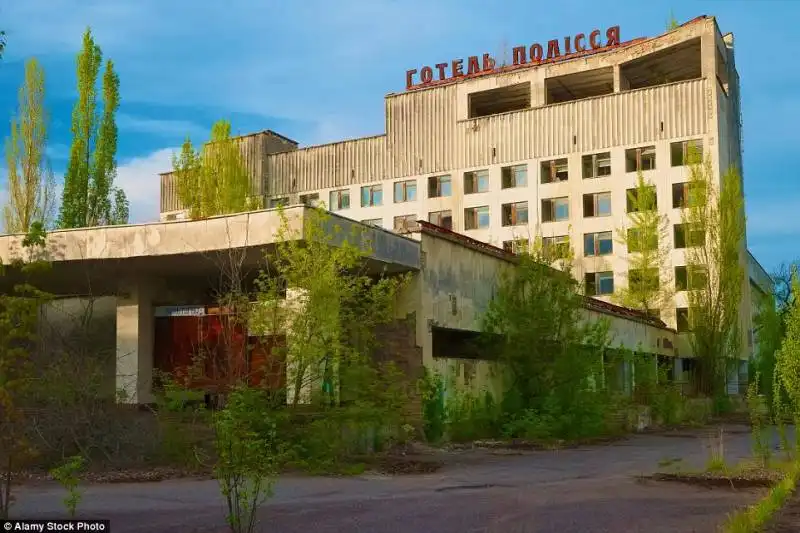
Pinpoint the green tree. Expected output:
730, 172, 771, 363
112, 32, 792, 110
774, 268, 800, 435
173, 120, 255, 219
4, 58, 56, 233
0, 30, 6, 60
682, 148, 746, 398
615, 172, 673, 318
59, 28, 128, 229
753, 287, 783, 405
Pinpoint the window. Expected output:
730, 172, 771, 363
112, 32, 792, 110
540, 158, 569, 184
502, 201, 528, 226
629, 268, 660, 292
360, 184, 382, 207
675, 265, 707, 291
329, 189, 350, 211
165, 214, 177, 221
671, 182, 705, 209
584, 231, 613, 257
394, 180, 417, 203
582, 152, 612, 179
468, 82, 531, 118
625, 146, 656, 172
361, 218, 382, 227
428, 175, 452, 198
464, 206, 490, 230
268, 197, 289, 208
626, 186, 657, 213
428, 210, 453, 230
627, 228, 658, 253
676, 307, 691, 333
671, 139, 703, 167
300, 193, 320, 207
543, 235, 570, 258
464, 170, 489, 194
585, 271, 614, 296
393, 214, 417, 232
583, 192, 612, 217
503, 239, 529, 254
541, 197, 569, 223
674, 223, 705, 249
501, 165, 527, 189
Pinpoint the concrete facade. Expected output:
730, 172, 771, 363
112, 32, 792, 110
157, 16, 758, 365
3, 207, 685, 404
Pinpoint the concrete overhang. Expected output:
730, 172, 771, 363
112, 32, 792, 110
0, 206, 422, 296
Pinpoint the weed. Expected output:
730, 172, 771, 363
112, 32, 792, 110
49, 455, 86, 517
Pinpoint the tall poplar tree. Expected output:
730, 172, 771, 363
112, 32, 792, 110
173, 120, 254, 220
615, 171, 673, 318
59, 28, 129, 228
3, 58, 56, 233
683, 148, 746, 397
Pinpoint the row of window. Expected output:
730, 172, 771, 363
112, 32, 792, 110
581, 266, 707, 297
363, 201, 530, 233
298, 139, 703, 213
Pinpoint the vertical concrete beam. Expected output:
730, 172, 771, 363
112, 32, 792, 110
116, 281, 155, 404
613, 65, 629, 92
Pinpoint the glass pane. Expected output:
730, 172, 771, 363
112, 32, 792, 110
341, 192, 350, 209
598, 273, 614, 294
394, 182, 403, 202
598, 233, 613, 255
478, 172, 489, 192
597, 194, 611, 216
329, 191, 338, 210
407, 182, 417, 201
373, 188, 382, 205
515, 166, 528, 187
361, 188, 369, 207
478, 207, 490, 227
555, 199, 569, 220
584, 234, 595, 256
441, 177, 452, 197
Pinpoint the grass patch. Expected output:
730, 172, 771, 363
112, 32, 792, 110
720, 461, 800, 532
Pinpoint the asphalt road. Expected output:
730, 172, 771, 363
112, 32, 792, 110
12, 425, 775, 533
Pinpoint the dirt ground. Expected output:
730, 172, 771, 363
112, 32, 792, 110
764, 492, 800, 533
11, 423, 773, 533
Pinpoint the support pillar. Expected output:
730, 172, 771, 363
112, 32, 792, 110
116, 281, 155, 404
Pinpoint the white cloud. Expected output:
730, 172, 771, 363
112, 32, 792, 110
114, 148, 175, 224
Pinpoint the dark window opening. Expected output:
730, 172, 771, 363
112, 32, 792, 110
582, 152, 612, 179
502, 202, 528, 226
583, 192, 612, 217
468, 82, 531, 118
585, 271, 614, 296
501, 165, 527, 189
541, 159, 569, 184
432, 326, 497, 360
541, 197, 569, 223
428, 210, 453, 230
545, 67, 614, 105
673, 223, 705, 249
676, 307, 691, 333
428, 175, 452, 198
671, 139, 704, 167
464, 170, 490, 194
620, 38, 702, 91
675, 265, 707, 291
625, 146, 656, 173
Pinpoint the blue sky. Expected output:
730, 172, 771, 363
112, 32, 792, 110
0, 0, 797, 271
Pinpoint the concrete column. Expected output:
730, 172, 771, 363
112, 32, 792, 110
116, 281, 155, 404
613, 65, 629, 92
673, 357, 684, 382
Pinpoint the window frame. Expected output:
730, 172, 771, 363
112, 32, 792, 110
625, 146, 657, 173
583, 231, 613, 257
393, 214, 418, 232
428, 209, 453, 230
360, 184, 383, 207
501, 201, 529, 227
541, 197, 570, 223
583, 192, 612, 218
540, 158, 569, 184
464, 205, 490, 230
393, 179, 417, 203
329, 189, 350, 211
582, 152, 612, 179
585, 271, 614, 296
427, 175, 452, 198
464, 170, 490, 194
501, 164, 528, 189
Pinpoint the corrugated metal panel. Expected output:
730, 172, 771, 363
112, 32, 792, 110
172, 79, 708, 211
266, 135, 388, 195
160, 173, 180, 213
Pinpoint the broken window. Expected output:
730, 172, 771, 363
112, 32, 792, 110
428, 210, 453, 230
360, 184, 383, 207
629, 268, 660, 292
502, 239, 529, 254
543, 235, 571, 258
625, 146, 656, 173
582, 152, 612, 179
393, 214, 418, 233
627, 228, 658, 253
583, 192, 612, 217
468, 82, 531, 118
300, 193, 320, 207
676, 307, 691, 333
501, 165, 528, 189
540, 158, 569, 184
502, 201, 528, 227
675, 265, 707, 291
673, 223, 705, 249
585, 271, 614, 296
393, 179, 417, 203
428, 175, 452, 198
361, 218, 383, 228
329, 189, 350, 211
626, 186, 657, 213
584, 231, 613, 257
541, 197, 569, 223
268, 197, 289, 208
464, 170, 489, 194
671, 139, 704, 167
464, 206, 490, 230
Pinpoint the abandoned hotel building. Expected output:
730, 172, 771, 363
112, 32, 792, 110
1, 15, 771, 405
